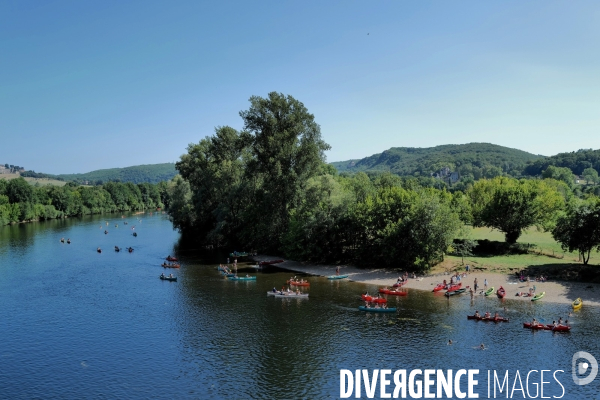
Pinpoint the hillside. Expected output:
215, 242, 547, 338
331, 143, 543, 178
56, 163, 177, 184
523, 148, 600, 176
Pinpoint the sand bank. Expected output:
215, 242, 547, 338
252, 256, 600, 306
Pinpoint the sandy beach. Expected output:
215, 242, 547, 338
252, 255, 600, 306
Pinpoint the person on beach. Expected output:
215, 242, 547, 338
336, 266, 340, 276
470, 288, 474, 299
484, 279, 488, 289
474, 278, 478, 291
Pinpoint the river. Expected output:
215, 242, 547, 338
0, 212, 598, 399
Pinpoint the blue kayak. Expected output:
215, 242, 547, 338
229, 276, 256, 281
358, 306, 396, 313
327, 275, 348, 280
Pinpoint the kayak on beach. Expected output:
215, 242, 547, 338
484, 287, 495, 296
445, 288, 466, 297
497, 286, 506, 298
531, 292, 545, 301
327, 275, 348, 280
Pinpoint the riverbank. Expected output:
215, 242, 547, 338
252, 255, 600, 306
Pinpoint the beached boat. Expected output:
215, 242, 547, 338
445, 283, 462, 292
496, 287, 506, 299
361, 295, 387, 303
467, 315, 509, 322
432, 283, 445, 292
160, 275, 177, 282
267, 291, 308, 298
531, 292, 545, 302
445, 288, 466, 297
327, 275, 348, 280
230, 252, 249, 258
484, 287, 495, 296
229, 276, 256, 281
358, 306, 396, 313
572, 298, 583, 310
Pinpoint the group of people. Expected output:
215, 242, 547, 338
473, 310, 503, 319
272, 286, 302, 295
516, 286, 536, 297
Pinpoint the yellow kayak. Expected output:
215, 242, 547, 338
573, 298, 583, 310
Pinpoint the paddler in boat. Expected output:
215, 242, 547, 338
531, 318, 539, 327
272, 287, 277, 293
161, 273, 165, 278
494, 312, 500, 319
484, 311, 491, 318
169, 274, 173, 278
474, 310, 481, 318
558, 317, 563, 324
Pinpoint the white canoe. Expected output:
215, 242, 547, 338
267, 292, 309, 298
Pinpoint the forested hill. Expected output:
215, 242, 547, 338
331, 143, 543, 177
56, 163, 177, 184
523, 149, 600, 176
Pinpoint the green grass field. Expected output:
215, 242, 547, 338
433, 226, 600, 275
1, 174, 66, 186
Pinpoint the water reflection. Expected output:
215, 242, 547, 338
0, 214, 599, 398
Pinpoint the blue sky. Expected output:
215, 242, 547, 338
1, 1, 599, 174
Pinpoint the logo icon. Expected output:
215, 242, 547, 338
572, 351, 598, 386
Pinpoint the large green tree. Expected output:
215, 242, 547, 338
552, 198, 600, 265
240, 92, 331, 250
469, 177, 566, 243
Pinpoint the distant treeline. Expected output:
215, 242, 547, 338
523, 149, 600, 176
0, 178, 171, 226
331, 144, 600, 194
169, 93, 600, 270
55, 163, 177, 184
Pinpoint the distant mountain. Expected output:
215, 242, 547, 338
523, 148, 600, 176
331, 143, 543, 178
56, 163, 177, 184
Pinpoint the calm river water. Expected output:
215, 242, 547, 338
0, 213, 599, 399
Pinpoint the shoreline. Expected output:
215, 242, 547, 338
251, 255, 600, 306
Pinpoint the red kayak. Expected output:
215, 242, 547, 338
166, 256, 178, 262
523, 322, 550, 330
445, 283, 462, 293
432, 283, 445, 292
362, 295, 387, 303
259, 259, 284, 266
393, 280, 408, 288
288, 280, 310, 287
383, 289, 407, 296
550, 325, 571, 332
497, 286, 506, 299
467, 315, 509, 322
